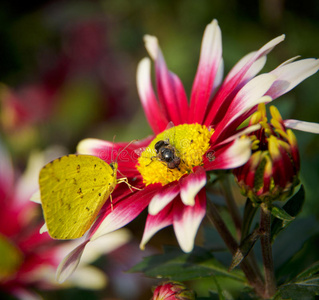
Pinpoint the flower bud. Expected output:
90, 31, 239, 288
234, 104, 300, 204
152, 281, 195, 300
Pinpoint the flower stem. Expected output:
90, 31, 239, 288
220, 175, 242, 239
260, 203, 277, 298
206, 201, 265, 297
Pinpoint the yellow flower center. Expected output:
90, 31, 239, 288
137, 123, 213, 186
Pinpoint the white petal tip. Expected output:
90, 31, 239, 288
284, 119, 319, 134
40, 223, 48, 234
77, 138, 112, 155
139, 243, 145, 251
143, 34, 158, 60
30, 190, 41, 204
148, 205, 159, 216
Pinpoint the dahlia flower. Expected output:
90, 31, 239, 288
58, 19, 319, 276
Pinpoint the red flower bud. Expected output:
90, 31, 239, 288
234, 104, 300, 203
152, 281, 195, 300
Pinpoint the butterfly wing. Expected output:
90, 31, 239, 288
39, 154, 117, 239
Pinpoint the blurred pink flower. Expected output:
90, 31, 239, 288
0, 144, 130, 299
0, 144, 63, 298
0, 17, 130, 133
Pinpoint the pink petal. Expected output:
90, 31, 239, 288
0, 141, 14, 200
140, 202, 174, 250
137, 58, 168, 133
77, 137, 151, 177
204, 35, 285, 126
148, 182, 180, 215
189, 19, 223, 124
212, 59, 224, 93
179, 166, 207, 206
56, 239, 90, 283
144, 35, 189, 124
204, 138, 252, 170
210, 74, 274, 144
284, 119, 319, 134
224, 52, 267, 89
215, 124, 261, 147
218, 74, 276, 129
89, 184, 161, 241
173, 189, 206, 253
267, 58, 319, 99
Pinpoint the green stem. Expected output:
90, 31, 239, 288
206, 201, 265, 298
260, 203, 277, 298
220, 175, 242, 240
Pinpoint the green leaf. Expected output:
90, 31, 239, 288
229, 229, 260, 271
271, 185, 305, 242
276, 276, 319, 299
211, 276, 226, 300
241, 198, 258, 243
270, 205, 295, 222
129, 246, 245, 282
296, 261, 319, 280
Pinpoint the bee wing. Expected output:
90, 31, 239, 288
165, 121, 175, 130
134, 147, 147, 157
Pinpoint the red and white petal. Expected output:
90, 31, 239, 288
89, 184, 161, 241
189, 19, 223, 124
56, 239, 90, 283
144, 35, 189, 124
173, 189, 206, 253
224, 51, 267, 88
215, 124, 261, 147
148, 182, 180, 215
77, 138, 114, 159
140, 202, 174, 250
222, 74, 276, 128
204, 35, 285, 126
267, 58, 319, 99
77, 137, 151, 176
205, 138, 252, 170
137, 57, 168, 134
284, 119, 319, 134
212, 58, 224, 92
179, 166, 207, 206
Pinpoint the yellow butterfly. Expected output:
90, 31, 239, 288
39, 154, 128, 240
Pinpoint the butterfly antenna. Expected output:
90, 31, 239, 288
114, 139, 138, 164
111, 135, 116, 162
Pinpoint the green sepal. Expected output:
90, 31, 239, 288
229, 229, 260, 271
271, 185, 305, 242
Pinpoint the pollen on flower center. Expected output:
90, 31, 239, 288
137, 123, 213, 186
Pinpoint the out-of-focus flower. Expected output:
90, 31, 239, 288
152, 281, 195, 300
0, 16, 130, 134
53, 19, 319, 275
234, 103, 319, 203
0, 142, 130, 299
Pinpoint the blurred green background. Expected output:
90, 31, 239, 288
0, 0, 318, 299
